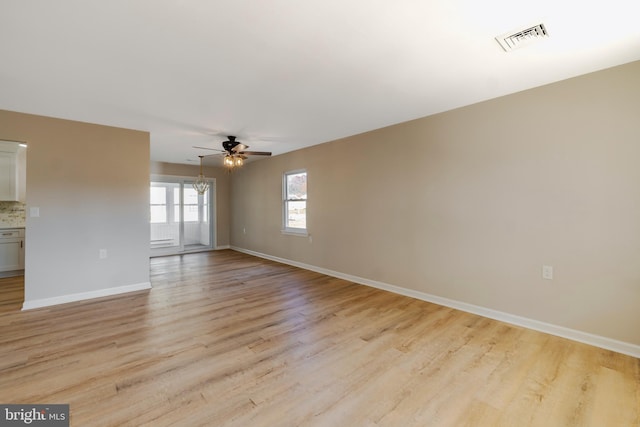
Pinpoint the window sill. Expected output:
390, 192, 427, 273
281, 229, 308, 237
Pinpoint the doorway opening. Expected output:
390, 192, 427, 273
150, 178, 214, 256
0, 140, 26, 311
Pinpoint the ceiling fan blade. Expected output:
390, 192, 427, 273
193, 146, 224, 152
232, 143, 249, 152
240, 151, 272, 156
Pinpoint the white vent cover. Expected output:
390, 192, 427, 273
496, 23, 548, 52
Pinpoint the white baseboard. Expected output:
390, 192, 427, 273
22, 282, 152, 311
216, 245, 231, 250
231, 246, 640, 359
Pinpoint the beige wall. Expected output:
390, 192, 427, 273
150, 161, 231, 247
230, 61, 640, 346
0, 110, 150, 303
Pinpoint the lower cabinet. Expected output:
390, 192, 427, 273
0, 229, 24, 273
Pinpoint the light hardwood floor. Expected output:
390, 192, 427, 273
0, 274, 23, 313
0, 250, 638, 426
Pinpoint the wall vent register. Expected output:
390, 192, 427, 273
496, 23, 548, 52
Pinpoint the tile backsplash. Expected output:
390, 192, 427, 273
0, 201, 26, 228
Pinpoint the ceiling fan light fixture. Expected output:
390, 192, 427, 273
196, 136, 272, 169
193, 155, 209, 195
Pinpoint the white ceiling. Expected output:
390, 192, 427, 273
1, 1, 639, 166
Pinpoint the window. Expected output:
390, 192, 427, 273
150, 185, 168, 223
283, 170, 307, 233
181, 187, 200, 222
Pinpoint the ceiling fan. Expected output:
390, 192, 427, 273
194, 135, 272, 168
192, 135, 273, 194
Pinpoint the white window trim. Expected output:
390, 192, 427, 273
281, 229, 309, 237
282, 169, 308, 235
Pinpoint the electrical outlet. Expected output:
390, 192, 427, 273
542, 265, 553, 280
99, 249, 108, 259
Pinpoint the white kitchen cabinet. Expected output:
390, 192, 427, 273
0, 150, 17, 201
0, 228, 24, 273
0, 141, 26, 202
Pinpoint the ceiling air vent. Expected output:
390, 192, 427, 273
496, 23, 548, 52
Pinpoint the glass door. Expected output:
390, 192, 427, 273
150, 179, 213, 256
182, 183, 211, 251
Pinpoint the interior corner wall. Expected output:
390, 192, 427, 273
230, 60, 640, 346
0, 109, 150, 305
150, 161, 231, 248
